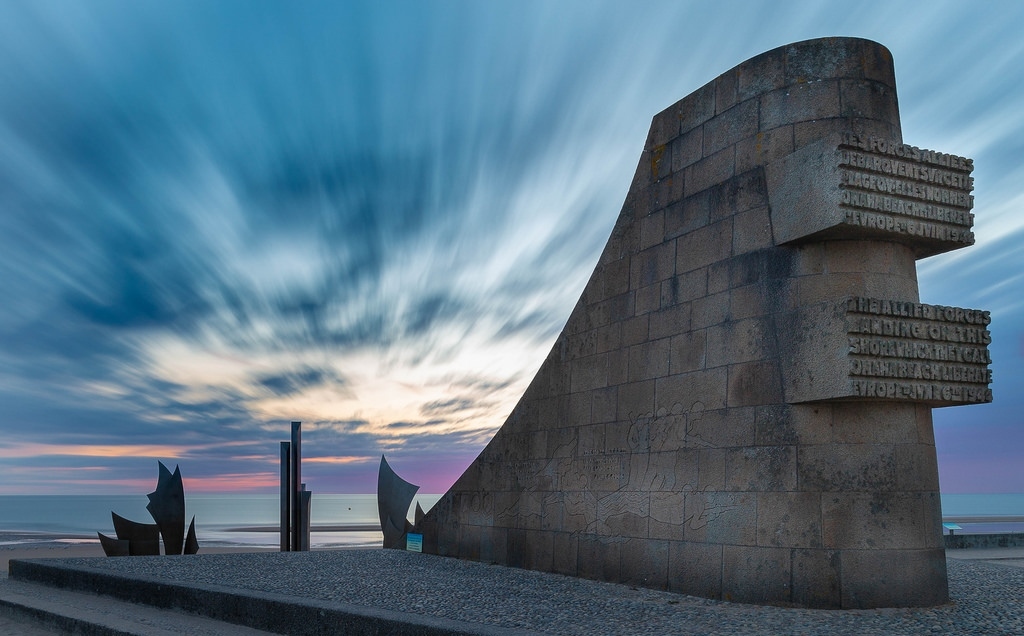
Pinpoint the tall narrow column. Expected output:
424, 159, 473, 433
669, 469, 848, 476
279, 441, 291, 551
290, 421, 302, 552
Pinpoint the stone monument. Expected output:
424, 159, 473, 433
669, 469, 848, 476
415, 37, 992, 609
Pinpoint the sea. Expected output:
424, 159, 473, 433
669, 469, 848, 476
0, 494, 440, 549
0, 493, 1021, 548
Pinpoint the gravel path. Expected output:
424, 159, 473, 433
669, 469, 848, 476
19, 550, 1024, 635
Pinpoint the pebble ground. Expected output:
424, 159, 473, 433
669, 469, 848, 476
22, 550, 1024, 635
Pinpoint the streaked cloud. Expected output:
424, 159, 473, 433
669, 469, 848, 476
0, 0, 1022, 494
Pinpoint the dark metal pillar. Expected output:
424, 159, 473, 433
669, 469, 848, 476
280, 441, 291, 551
290, 421, 302, 552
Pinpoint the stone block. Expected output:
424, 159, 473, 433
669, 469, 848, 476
662, 268, 707, 305
715, 69, 739, 115
620, 538, 669, 588
655, 367, 728, 412
756, 492, 822, 548
760, 80, 840, 131
684, 491, 756, 545
840, 548, 948, 608
732, 206, 773, 253
569, 393, 591, 430
677, 80, 717, 136
703, 98, 758, 156
668, 541, 723, 598
729, 283, 770, 321
631, 240, 677, 290
754, 403, 833, 446
726, 445, 797, 492
616, 379, 656, 421
697, 448, 726, 491
669, 330, 706, 374
675, 187, 715, 234
479, 525, 507, 565
686, 406, 755, 449
591, 386, 617, 424
560, 491, 596, 533
595, 491, 650, 538
635, 283, 661, 316
684, 146, 736, 197
736, 126, 795, 174
708, 260, 730, 294
671, 127, 704, 173
727, 360, 783, 407
577, 534, 622, 582
621, 314, 649, 347
646, 109, 679, 149
799, 443, 898, 492
628, 338, 670, 382
570, 353, 609, 394
707, 317, 771, 365
822, 492, 943, 550
830, 402, 917, 444
786, 38, 885, 84
638, 207, 663, 250
840, 79, 899, 124
649, 491, 686, 540
551, 531, 578, 576
691, 292, 729, 330
677, 220, 733, 274
649, 302, 691, 340
737, 48, 785, 101
594, 322, 621, 354
722, 545, 792, 604
791, 548, 840, 607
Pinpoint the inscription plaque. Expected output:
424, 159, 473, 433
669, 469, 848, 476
768, 133, 975, 257
783, 297, 993, 406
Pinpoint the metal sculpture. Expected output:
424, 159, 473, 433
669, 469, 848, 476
280, 421, 312, 551
376, 455, 419, 549
98, 461, 199, 556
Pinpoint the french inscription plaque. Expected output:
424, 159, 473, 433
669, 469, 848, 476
768, 133, 975, 257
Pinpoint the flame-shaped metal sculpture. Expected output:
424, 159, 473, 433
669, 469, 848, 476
98, 461, 199, 556
377, 455, 418, 549
147, 461, 186, 555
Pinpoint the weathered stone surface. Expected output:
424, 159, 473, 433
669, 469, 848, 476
417, 37, 992, 609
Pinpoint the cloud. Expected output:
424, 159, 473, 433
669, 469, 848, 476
0, 1, 1022, 494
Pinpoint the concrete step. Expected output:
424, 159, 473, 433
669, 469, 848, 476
8, 557, 520, 636
0, 576, 277, 636
0, 575, 276, 636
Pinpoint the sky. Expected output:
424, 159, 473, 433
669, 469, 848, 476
0, 0, 1021, 496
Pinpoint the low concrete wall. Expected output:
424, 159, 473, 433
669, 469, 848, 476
945, 533, 1024, 549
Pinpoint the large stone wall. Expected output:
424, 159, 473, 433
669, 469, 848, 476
416, 37, 992, 609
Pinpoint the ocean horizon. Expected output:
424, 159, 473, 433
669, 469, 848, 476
1, 493, 1021, 549
0, 493, 441, 549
